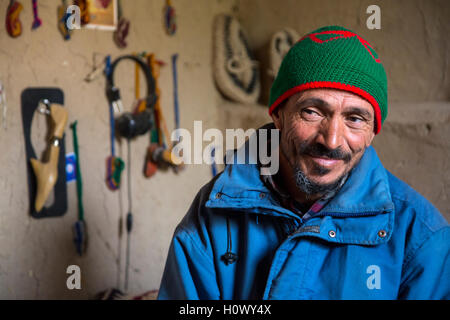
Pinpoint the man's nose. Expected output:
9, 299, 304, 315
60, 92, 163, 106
319, 117, 344, 150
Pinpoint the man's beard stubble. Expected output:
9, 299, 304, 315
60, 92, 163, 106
289, 140, 362, 198
293, 167, 348, 198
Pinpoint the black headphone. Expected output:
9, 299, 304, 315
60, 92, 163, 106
106, 55, 158, 139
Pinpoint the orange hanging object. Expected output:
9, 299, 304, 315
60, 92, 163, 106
144, 145, 158, 178
74, 0, 90, 25
148, 54, 168, 147
6, 0, 23, 38
134, 57, 147, 113
58, 0, 72, 40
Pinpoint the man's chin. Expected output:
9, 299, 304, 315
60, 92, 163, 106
308, 171, 345, 185
294, 166, 348, 197
303, 162, 347, 181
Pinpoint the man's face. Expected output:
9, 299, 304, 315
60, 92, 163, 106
272, 88, 376, 196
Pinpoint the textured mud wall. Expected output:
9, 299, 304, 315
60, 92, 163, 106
0, 0, 236, 299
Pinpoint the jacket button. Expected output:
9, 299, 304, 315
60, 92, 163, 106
378, 230, 387, 238
259, 193, 266, 199
328, 230, 336, 238
215, 193, 222, 199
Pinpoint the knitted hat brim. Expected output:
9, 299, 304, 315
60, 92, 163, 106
268, 81, 382, 134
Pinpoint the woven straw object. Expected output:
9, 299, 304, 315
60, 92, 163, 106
269, 28, 299, 78
213, 14, 260, 104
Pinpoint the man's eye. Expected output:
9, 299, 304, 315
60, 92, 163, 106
346, 116, 367, 128
348, 116, 363, 123
301, 108, 321, 119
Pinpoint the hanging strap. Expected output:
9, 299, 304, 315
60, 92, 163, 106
71, 120, 88, 256
31, 0, 42, 30
71, 121, 84, 221
172, 54, 180, 141
105, 56, 116, 157
164, 0, 176, 36
105, 55, 124, 190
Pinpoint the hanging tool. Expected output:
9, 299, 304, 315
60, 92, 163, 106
143, 53, 163, 177
170, 53, 184, 173
143, 53, 183, 175
30, 99, 68, 212
74, 0, 89, 25
146, 143, 182, 168
84, 53, 106, 83
6, 0, 23, 38
163, 0, 176, 36
70, 121, 88, 256
102, 54, 158, 291
172, 54, 180, 141
113, 0, 130, 49
31, 0, 42, 30
104, 55, 125, 190
0, 81, 7, 130
134, 53, 158, 178
124, 139, 132, 292
22, 88, 68, 218
58, 0, 72, 40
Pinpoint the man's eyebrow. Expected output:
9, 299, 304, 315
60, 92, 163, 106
295, 98, 373, 119
295, 98, 330, 109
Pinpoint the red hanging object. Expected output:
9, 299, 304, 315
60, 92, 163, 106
113, 0, 129, 48
74, 0, 90, 25
114, 17, 130, 48
31, 0, 42, 30
97, 0, 111, 9
5, 0, 23, 38
164, 0, 176, 36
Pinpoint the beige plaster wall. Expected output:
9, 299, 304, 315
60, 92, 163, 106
0, 0, 237, 299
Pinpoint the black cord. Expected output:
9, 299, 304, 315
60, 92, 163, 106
124, 139, 133, 291
221, 217, 238, 265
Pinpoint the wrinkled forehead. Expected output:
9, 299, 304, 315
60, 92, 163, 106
284, 89, 374, 116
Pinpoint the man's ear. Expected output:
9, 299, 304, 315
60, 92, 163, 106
271, 105, 283, 130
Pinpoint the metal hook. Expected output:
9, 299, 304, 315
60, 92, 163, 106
38, 99, 51, 115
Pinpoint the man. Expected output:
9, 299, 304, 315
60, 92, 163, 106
158, 26, 449, 299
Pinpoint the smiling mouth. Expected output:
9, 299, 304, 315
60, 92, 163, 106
308, 155, 342, 168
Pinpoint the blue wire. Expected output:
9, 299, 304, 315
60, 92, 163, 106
211, 147, 217, 177
109, 103, 115, 156
104, 55, 115, 156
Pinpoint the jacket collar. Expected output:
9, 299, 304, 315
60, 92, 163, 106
320, 146, 394, 215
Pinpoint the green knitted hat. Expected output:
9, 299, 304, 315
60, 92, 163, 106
269, 25, 387, 134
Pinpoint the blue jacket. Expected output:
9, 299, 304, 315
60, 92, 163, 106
158, 142, 449, 300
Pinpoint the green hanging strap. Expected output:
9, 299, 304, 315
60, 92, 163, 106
70, 121, 87, 256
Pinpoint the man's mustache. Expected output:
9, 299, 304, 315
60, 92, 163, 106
298, 141, 352, 164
